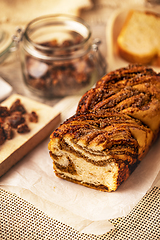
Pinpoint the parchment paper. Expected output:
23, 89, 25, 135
0, 96, 160, 224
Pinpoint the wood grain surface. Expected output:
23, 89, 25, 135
0, 94, 61, 177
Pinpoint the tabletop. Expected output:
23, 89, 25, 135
0, 0, 160, 239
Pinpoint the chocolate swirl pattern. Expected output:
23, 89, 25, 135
77, 64, 160, 135
48, 64, 160, 191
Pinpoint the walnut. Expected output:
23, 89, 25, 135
26, 35, 95, 97
17, 123, 30, 133
0, 106, 10, 118
0, 127, 6, 145
2, 122, 13, 140
6, 112, 25, 128
29, 111, 38, 123
10, 99, 26, 114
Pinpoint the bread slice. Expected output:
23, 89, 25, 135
117, 10, 160, 64
48, 112, 153, 192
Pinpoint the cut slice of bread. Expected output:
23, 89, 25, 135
117, 10, 160, 64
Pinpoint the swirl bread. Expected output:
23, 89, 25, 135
48, 64, 160, 192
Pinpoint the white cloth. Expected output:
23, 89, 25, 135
0, 77, 13, 101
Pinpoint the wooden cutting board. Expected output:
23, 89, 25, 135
0, 94, 61, 177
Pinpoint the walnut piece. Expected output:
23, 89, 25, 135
6, 112, 25, 128
0, 127, 6, 145
17, 123, 30, 133
10, 99, 26, 114
2, 122, 13, 140
29, 111, 38, 123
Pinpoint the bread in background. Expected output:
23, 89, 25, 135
117, 10, 160, 65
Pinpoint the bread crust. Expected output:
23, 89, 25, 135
48, 64, 160, 192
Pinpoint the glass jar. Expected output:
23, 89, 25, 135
20, 14, 106, 98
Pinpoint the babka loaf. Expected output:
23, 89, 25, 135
48, 64, 160, 192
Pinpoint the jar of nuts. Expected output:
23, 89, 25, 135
20, 14, 106, 98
